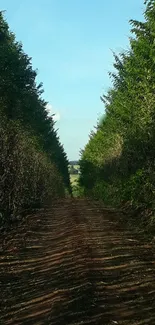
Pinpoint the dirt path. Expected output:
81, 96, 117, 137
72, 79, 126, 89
0, 198, 155, 324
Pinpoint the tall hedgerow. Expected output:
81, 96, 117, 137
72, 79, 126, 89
0, 12, 71, 225
79, 0, 155, 227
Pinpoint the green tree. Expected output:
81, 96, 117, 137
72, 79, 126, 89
0, 12, 72, 224
79, 0, 155, 228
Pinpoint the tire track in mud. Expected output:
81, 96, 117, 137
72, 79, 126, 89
0, 198, 155, 324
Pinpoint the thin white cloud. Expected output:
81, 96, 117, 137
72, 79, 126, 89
53, 112, 60, 122
46, 103, 60, 122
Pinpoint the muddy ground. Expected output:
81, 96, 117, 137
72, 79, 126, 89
0, 198, 155, 324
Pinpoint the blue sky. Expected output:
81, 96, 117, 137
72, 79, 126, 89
1, 0, 144, 160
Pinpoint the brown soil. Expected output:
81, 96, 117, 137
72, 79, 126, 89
0, 198, 155, 324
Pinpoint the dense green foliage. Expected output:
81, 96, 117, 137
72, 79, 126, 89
0, 12, 71, 225
79, 0, 155, 227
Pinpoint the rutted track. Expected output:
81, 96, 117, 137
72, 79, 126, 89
0, 198, 155, 324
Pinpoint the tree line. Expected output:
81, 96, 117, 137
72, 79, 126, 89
79, 0, 155, 229
0, 11, 72, 226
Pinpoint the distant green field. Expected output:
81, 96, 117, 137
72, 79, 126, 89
69, 163, 81, 196
70, 174, 79, 185
72, 165, 80, 170
69, 164, 80, 170
69, 162, 80, 187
